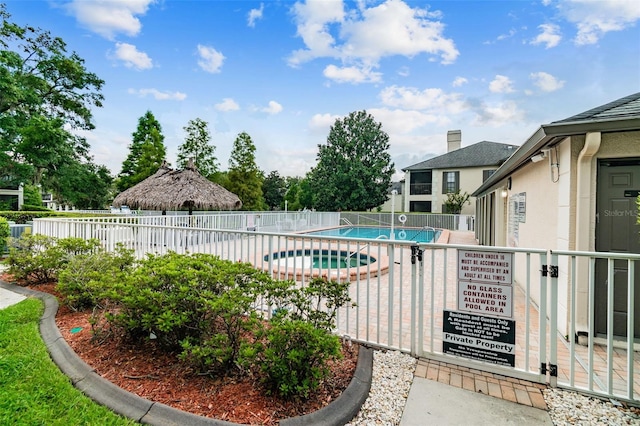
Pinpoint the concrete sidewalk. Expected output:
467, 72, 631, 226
401, 357, 552, 425
401, 376, 553, 425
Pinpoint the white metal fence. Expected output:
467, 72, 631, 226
340, 212, 475, 231
28, 215, 639, 405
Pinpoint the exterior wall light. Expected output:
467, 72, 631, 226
531, 151, 547, 163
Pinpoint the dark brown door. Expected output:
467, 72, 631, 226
595, 158, 640, 339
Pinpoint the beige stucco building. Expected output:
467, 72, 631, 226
473, 92, 640, 341
402, 130, 518, 215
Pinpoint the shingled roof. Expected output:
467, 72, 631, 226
402, 141, 518, 171
552, 92, 640, 124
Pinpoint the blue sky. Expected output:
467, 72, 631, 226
5, 0, 640, 180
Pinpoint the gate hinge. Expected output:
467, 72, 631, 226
541, 362, 558, 377
541, 265, 559, 278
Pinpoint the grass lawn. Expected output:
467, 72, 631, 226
0, 297, 136, 425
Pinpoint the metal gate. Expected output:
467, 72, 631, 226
410, 243, 640, 405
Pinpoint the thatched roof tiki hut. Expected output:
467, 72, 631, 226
113, 160, 242, 214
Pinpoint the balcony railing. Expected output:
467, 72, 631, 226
409, 183, 432, 195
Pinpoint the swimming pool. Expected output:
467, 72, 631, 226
265, 248, 376, 268
261, 247, 388, 281
302, 226, 441, 243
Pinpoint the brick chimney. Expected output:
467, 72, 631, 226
447, 130, 461, 152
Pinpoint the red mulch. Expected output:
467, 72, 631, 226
8, 279, 358, 426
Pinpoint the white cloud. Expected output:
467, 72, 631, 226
127, 88, 187, 101
497, 28, 517, 41
261, 101, 283, 115
379, 86, 467, 114
112, 42, 153, 70
489, 75, 515, 94
215, 98, 240, 111
530, 71, 565, 92
308, 113, 341, 131
469, 100, 524, 127
531, 23, 562, 48
65, 0, 155, 39
197, 45, 225, 73
248, 3, 264, 27
288, 0, 345, 67
339, 0, 459, 64
368, 108, 445, 134
323, 64, 382, 84
288, 0, 458, 82
452, 76, 468, 87
556, 0, 640, 45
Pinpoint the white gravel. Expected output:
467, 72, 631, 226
347, 350, 416, 425
347, 349, 640, 426
544, 388, 640, 425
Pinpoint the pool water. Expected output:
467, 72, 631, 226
303, 226, 440, 243
266, 249, 375, 268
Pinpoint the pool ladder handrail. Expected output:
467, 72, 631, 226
344, 243, 370, 264
414, 226, 436, 241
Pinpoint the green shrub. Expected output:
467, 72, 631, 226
20, 204, 50, 212
103, 252, 273, 372
57, 245, 135, 310
266, 277, 354, 332
6, 235, 100, 284
0, 217, 9, 253
259, 318, 342, 399
254, 277, 353, 399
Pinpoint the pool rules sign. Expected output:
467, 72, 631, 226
443, 249, 516, 367
457, 250, 513, 317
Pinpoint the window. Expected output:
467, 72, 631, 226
410, 201, 432, 212
442, 171, 459, 194
482, 169, 496, 182
409, 171, 432, 195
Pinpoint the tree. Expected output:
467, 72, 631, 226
225, 132, 264, 211
309, 110, 395, 211
50, 160, 114, 209
442, 190, 470, 214
17, 115, 83, 186
0, 3, 104, 192
284, 177, 301, 211
117, 111, 166, 192
177, 118, 219, 180
298, 177, 314, 210
262, 170, 286, 210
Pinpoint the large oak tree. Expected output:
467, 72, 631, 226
309, 110, 395, 211
1, 3, 108, 204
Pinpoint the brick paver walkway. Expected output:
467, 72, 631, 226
414, 358, 549, 410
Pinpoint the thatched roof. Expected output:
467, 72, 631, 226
113, 160, 242, 213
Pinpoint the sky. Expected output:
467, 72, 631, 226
4, 0, 640, 181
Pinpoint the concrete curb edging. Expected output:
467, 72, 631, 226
1, 281, 373, 426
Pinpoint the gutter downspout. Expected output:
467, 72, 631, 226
575, 132, 601, 342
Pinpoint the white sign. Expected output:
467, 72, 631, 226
458, 250, 513, 284
457, 249, 514, 318
457, 281, 513, 318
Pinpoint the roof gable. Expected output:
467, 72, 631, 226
403, 141, 518, 171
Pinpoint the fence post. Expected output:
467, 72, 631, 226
410, 245, 419, 356
549, 251, 559, 388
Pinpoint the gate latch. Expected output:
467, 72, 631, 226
541, 265, 559, 278
541, 362, 558, 377
410, 246, 423, 264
